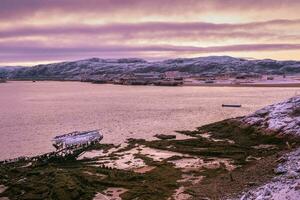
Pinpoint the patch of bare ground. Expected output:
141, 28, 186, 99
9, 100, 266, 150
170, 157, 235, 173
94, 188, 128, 200
133, 166, 156, 174
0, 185, 7, 194
171, 186, 193, 200
2, 97, 300, 200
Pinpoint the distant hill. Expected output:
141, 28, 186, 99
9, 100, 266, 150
0, 66, 26, 79
1, 56, 300, 80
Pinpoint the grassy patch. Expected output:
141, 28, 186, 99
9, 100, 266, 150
0, 119, 297, 200
198, 119, 286, 147
188, 152, 283, 199
142, 119, 290, 165
0, 147, 181, 200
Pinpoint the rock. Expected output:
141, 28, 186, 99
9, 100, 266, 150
263, 187, 272, 196
240, 191, 253, 200
238, 147, 300, 200
242, 96, 300, 138
286, 171, 298, 179
255, 109, 269, 117
295, 183, 300, 190
274, 166, 287, 174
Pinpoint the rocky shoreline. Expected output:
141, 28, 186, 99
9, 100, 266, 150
242, 96, 300, 137
0, 97, 300, 200
232, 96, 300, 200
235, 147, 300, 200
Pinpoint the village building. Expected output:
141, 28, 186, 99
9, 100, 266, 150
114, 72, 163, 85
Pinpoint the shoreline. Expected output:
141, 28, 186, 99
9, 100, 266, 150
1, 93, 300, 200
2, 82, 298, 161
0, 119, 298, 200
4, 80, 300, 88
183, 82, 300, 87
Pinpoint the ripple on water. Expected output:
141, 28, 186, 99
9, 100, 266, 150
0, 81, 299, 160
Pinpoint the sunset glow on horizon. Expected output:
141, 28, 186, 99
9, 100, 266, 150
1, 0, 300, 66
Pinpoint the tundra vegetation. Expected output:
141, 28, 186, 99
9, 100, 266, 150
0, 118, 297, 200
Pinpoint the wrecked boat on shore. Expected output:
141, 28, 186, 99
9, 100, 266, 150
52, 130, 103, 150
52, 130, 103, 157
1, 97, 300, 200
1, 130, 103, 164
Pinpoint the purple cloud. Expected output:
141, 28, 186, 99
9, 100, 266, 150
1, 0, 300, 20
1, 19, 299, 41
1, 42, 300, 64
1, 0, 300, 64
1, 42, 300, 55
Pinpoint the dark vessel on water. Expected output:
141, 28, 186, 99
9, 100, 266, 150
222, 104, 242, 108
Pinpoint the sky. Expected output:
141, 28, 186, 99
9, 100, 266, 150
1, 0, 300, 66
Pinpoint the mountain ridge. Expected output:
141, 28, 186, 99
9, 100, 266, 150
1, 56, 300, 80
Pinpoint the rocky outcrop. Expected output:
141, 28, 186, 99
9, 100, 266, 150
242, 96, 300, 138
238, 148, 300, 200
236, 96, 300, 200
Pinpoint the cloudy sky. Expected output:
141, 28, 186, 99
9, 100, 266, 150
1, 0, 300, 66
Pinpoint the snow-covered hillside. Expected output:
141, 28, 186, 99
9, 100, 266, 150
236, 97, 300, 200
242, 96, 300, 138
1, 56, 300, 80
0, 66, 26, 78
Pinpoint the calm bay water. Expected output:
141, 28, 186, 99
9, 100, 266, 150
0, 81, 299, 160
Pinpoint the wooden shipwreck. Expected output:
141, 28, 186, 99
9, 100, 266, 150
52, 130, 103, 157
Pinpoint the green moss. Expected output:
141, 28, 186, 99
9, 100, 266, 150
1, 157, 181, 200
121, 163, 181, 200
1, 118, 297, 200
140, 119, 291, 165
198, 119, 286, 146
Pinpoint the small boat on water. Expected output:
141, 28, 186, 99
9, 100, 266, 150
52, 130, 103, 151
222, 104, 242, 108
